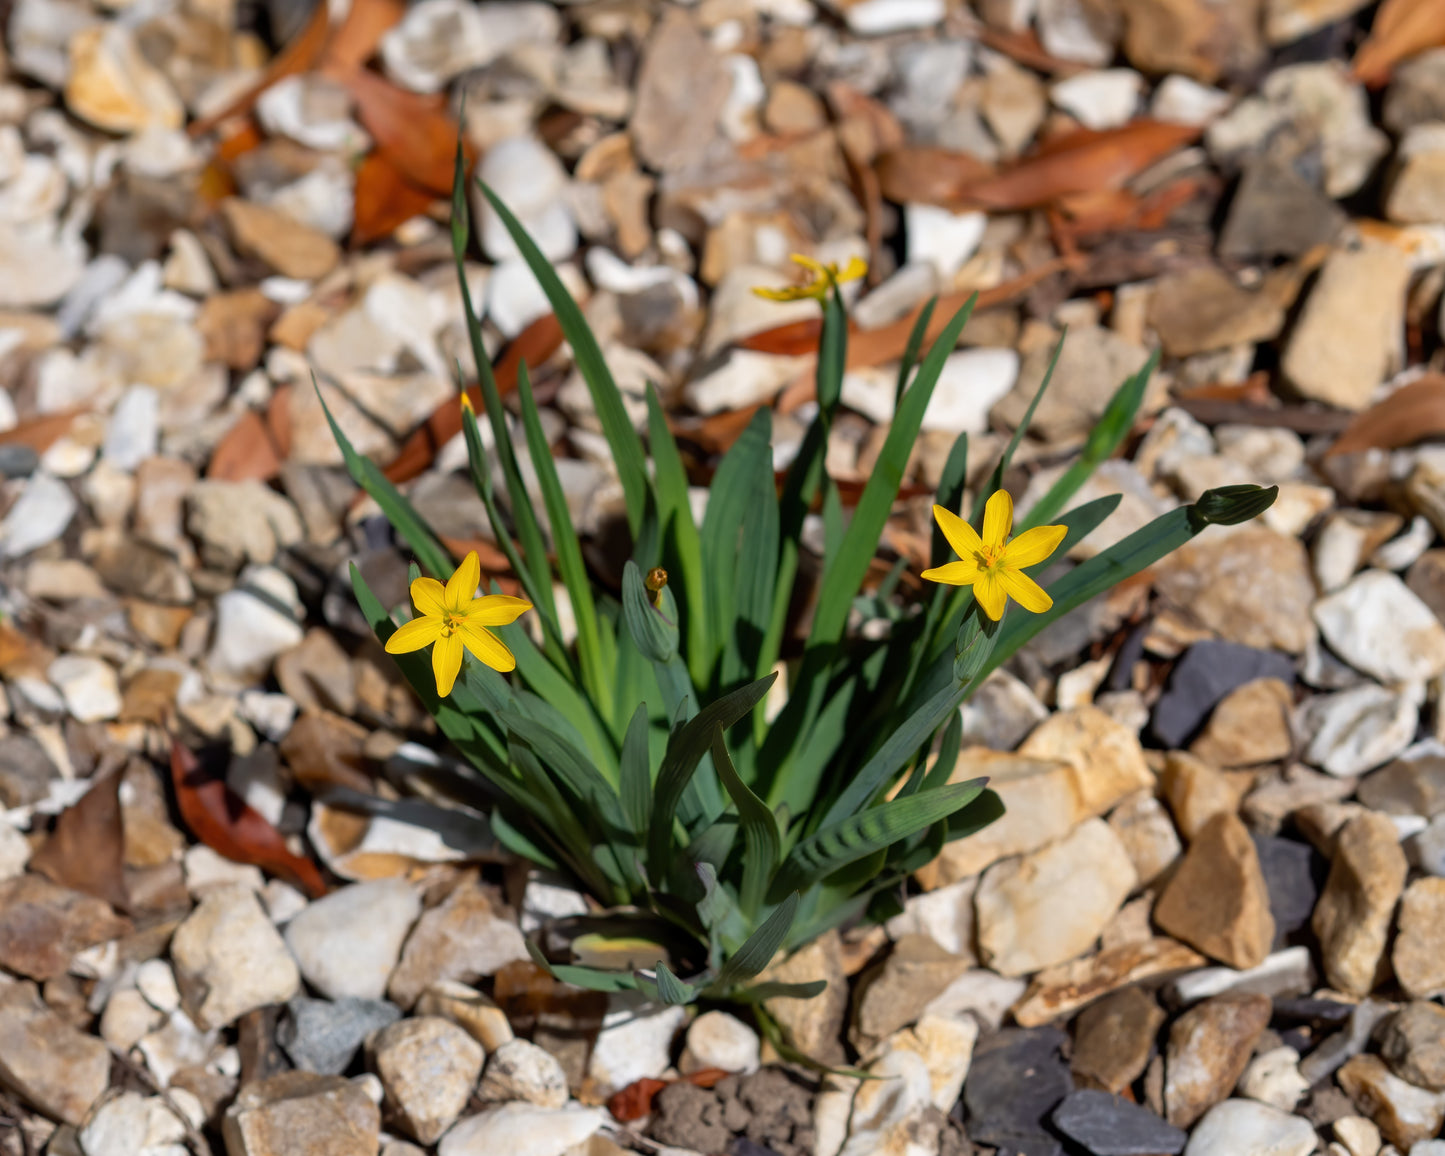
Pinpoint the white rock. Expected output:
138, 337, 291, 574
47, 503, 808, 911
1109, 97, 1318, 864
135, 1009, 218, 1089
485, 257, 553, 339
853, 263, 939, 330
437, 1103, 606, 1156
885, 878, 978, 959
260, 879, 309, 926
872, 1013, 978, 1112
519, 874, 589, 935
685, 349, 808, 414
0, 223, 87, 308
1169, 946, 1315, 1005
256, 75, 369, 153
1152, 76, 1233, 124
1372, 516, 1434, 572
904, 204, 987, 280
162, 230, 216, 296
206, 565, 306, 686
477, 1038, 568, 1108
78, 1091, 187, 1156
102, 385, 158, 470
586, 996, 687, 1094
1, 471, 75, 556
135, 959, 181, 1014
1408, 814, 1445, 876
922, 969, 1029, 1029
1333, 1115, 1381, 1156
840, 1048, 932, 1156
844, 0, 946, 35
183, 844, 264, 897
170, 886, 300, 1029
1051, 69, 1143, 130
1315, 571, 1445, 682
1303, 681, 1424, 777
682, 1011, 761, 1075
380, 0, 560, 94
921, 348, 1021, 434
1184, 1099, 1318, 1156
975, 818, 1138, 976
1239, 1046, 1309, 1111
0, 823, 30, 879
284, 879, 422, 1001
47, 655, 120, 723
720, 53, 766, 141
1037, 0, 1114, 64
99, 988, 165, 1052
476, 136, 575, 263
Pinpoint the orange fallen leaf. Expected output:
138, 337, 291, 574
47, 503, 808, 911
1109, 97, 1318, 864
208, 409, 283, 482
352, 151, 439, 248
1354, 0, 1445, 86
876, 146, 995, 208
30, 765, 130, 912
268, 385, 294, 462
1326, 375, 1445, 458
382, 313, 566, 486
169, 734, 328, 899
974, 24, 1090, 76
340, 68, 469, 196
0, 407, 84, 453
607, 1077, 667, 1122
317, 0, 406, 75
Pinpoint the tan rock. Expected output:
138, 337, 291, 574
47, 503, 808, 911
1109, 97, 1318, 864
1154, 812, 1275, 969
1147, 265, 1287, 358
629, 9, 729, 173
1190, 679, 1295, 767
1019, 706, 1155, 813
1013, 937, 1206, 1027
222, 1072, 380, 1156
1165, 993, 1272, 1128
1313, 812, 1408, 996
1071, 985, 1167, 1093
66, 25, 183, 134
1338, 1054, 1445, 1150
1107, 791, 1183, 886
759, 930, 848, 1066
1161, 752, 1251, 841
415, 981, 514, 1052
1393, 877, 1445, 1000
0, 980, 112, 1125
976, 819, 1138, 977
387, 877, 528, 1009
370, 1017, 483, 1144
0, 874, 131, 981
850, 936, 971, 1052
222, 198, 341, 281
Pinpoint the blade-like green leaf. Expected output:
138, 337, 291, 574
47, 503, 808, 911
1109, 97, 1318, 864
711, 731, 780, 919
499, 710, 625, 826
526, 940, 640, 992
730, 979, 828, 1002
776, 779, 988, 896
620, 701, 652, 839
1017, 351, 1159, 533
646, 384, 709, 686
817, 288, 847, 411
622, 559, 678, 663
652, 961, 696, 1006
920, 706, 963, 794
930, 432, 969, 569
477, 181, 649, 538
945, 787, 1006, 841
971, 331, 1066, 524
712, 891, 799, 992
319, 384, 450, 579
895, 296, 939, 408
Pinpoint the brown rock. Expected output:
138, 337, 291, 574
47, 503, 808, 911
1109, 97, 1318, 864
222, 1071, 380, 1156
1357, 754, 1445, 817
850, 935, 971, 1051
1165, 993, 1272, 1128
1072, 986, 1167, 1093
1338, 1054, 1445, 1150
764, 80, 827, 136
370, 1017, 483, 1144
1013, 937, 1206, 1027
387, 877, 529, 1009
0, 875, 131, 980
120, 667, 184, 725
278, 711, 372, 794
1189, 679, 1295, 768
758, 930, 848, 1066
1153, 529, 1316, 654
629, 9, 729, 173
0, 980, 113, 1125
1160, 752, 1249, 841
125, 601, 193, 650
196, 288, 281, 371
1393, 877, 1445, 1000
1313, 812, 1408, 997
1381, 1002, 1445, 1090
1406, 549, 1445, 623
221, 199, 341, 281
1121, 0, 1262, 82
1108, 791, 1183, 887
1147, 265, 1287, 358
1154, 812, 1275, 969
275, 629, 358, 718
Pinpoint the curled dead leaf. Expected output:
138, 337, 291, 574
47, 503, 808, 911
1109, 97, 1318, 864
352, 151, 439, 248
29, 762, 130, 912
1326, 375, 1445, 458
1353, 0, 1445, 86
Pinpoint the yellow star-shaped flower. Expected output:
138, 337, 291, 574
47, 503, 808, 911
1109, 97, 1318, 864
922, 491, 1067, 621
752, 253, 868, 302
384, 551, 532, 696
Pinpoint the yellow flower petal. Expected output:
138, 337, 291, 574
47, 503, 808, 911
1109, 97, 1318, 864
835, 255, 868, 284
790, 253, 828, 276
921, 559, 983, 586
999, 567, 1053, 614
445, 551, 481, 609
1004, 523, 1068, 569
465, 594, 533, 627
974, 570, 1007, 621
385, 615, 442, 654
981, 490, 1013, 552
459, 621, 516, 672
931, 504, 985, 564
752, 285, 813, 302
432, 630, 465, 697
410, 576, 447, 619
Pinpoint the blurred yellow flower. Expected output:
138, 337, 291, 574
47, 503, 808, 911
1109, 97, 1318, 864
752, 253, 868, 302
384, 551, 532, 696
922, 491, 1066, 621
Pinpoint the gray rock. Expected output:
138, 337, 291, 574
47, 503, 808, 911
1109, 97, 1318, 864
278, 997, 402, 1075
1385, 48, 1445, 132
963, 1027, 1072, 1155
0, 734, 60, 808
1, 471, 75, 557
1381, 1002, 1445, 1090
1251, 834, 1326, 946
1152, 641, 1296, 748
1053, 1089, 1187, 1155
1218, 154, 1346, 261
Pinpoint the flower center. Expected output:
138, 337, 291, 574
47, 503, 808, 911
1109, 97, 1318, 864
439, 611, 465, 637
977, 544, 1006, 571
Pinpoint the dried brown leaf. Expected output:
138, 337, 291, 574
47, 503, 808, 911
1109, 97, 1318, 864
30, 766, 130, 912
1353, 0, 1445, 86
1326, 375, 1445, 458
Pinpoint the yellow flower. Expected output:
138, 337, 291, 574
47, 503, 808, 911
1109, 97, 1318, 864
922, 491, 1067, 621
384, 551, 532, 696
752, 253, 868, 302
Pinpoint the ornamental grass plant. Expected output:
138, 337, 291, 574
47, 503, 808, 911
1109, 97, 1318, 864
323, 141, 1277, 1053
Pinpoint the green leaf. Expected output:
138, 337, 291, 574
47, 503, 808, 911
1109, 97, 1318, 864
945, 787, 1006, 842
647, 674, 777, 879
896, 296, 939, 409
499, 710, 625, 828
515, 360, 613, 723
490, 808, 560, 869
477, 181, 649, 538
1017, 351, 1159, 533
712, 891, 799, 993
971, 331, 1066, 523
775, 779, 988, 896
711, 731, 780, 919
619, 701, 652, 840
526, 940, 640, 992
930, 432, 969, 569
816, 287, 847, 412
920, 706, 963, 794
319, 383, 450, 579
646, 385, 709, 686
1194, 483, 1279, 525
621, 560, 678, 663
953, 602, 1003, 684
730, 980, 828, 1002
652, 961, 696, 1006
